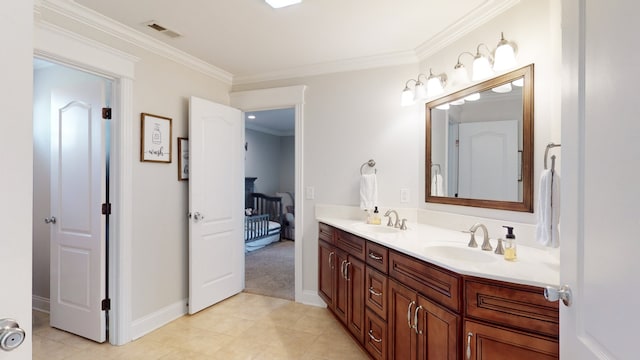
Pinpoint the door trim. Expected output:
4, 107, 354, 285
229, 86, 319, 305
34, 20, 138, 346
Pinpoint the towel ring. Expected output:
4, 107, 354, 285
360, 159, 377, 175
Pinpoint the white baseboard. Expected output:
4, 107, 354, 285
33, 295, 50, 313
298, 290, 325, 308
130, 299, 188, 340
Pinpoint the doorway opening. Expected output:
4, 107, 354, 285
32, 58, 113, 343
243, 108, 296, 300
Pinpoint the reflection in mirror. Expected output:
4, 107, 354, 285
426, 64, 533, 212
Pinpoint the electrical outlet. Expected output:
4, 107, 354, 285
400, 188, 410, 203
306, 186, 315, 200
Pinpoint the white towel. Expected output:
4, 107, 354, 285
431, 173, 444, 196
536, 169, 561, 247
360, 174, 378, 210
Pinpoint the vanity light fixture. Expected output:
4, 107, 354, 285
435, 103, 450, 110
451, 98, 465, 106
491, 83, 513, 93
512, 78, 524, 87
265, 0, 302, 9
452, 52, 474, 87
401, 79, 418, 106
400, 69, 447, 105
493, 32, 518, 72
472, 43, 494, 81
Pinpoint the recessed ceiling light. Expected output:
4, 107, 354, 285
265, 0, 302, 9
247, 115, 256, 119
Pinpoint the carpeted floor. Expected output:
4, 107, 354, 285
244, 239, 294, 300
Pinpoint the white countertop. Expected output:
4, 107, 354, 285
317, 216, 560, 288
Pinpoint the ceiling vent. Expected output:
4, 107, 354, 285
144, 21, 182, 38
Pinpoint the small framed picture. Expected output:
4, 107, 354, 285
178, 137, 189, 181
140, 113, 172, 163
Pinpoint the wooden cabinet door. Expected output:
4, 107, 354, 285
346, 256, 366, 344
334, 248, 349, 324
389, 279, 418, 360
464, 320, 558, 360
318, 240, 335, 307
417, 295, 460, 360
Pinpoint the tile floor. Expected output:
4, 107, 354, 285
33, 292, 369, 359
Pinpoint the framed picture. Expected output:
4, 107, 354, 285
178, 137, 189, 181
140, 113, 172, 163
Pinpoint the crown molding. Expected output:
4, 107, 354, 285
414, 0, 521, 61
36, 0, 233, 84
233, 50, 418, 85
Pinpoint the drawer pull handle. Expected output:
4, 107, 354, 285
368, 252, 383, 261
413, 305, 423, 335
340, 260, 347, 279
328, 252, 334, 269
368, 287, 382, 297
368, 329, 382, 343
466, 332, 473, 360
406, 301, 415, 330
344, 262, 351, 281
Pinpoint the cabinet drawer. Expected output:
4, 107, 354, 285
366, 241, 389, 274
366, 266, 388, 321
318, 223, 335, 244
465, 320, 559, 359
389, 250, 461, 312
336, 229, 366, 260
465, 277, 559, 338
365, 308, 387, 360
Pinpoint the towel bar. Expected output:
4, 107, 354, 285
544, 143, 561, 170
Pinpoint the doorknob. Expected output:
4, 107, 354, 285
0, 319, 26, 351
192, 212, 204, 223
44, 216, 56, 224
544, 284, 572, 306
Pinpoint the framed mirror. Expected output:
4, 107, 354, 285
426, 64, 533, 212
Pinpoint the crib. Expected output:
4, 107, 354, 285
244, 193, 283, 252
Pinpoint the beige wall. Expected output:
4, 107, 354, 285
233, 0, 561, 296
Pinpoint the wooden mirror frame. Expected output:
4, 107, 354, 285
425, 64, 534, 212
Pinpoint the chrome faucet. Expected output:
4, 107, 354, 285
384, 209, 400, 228
469, 223, 492, 251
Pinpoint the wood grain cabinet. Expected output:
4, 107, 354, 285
318, 226, 366, 344
317, 223, 559, 360
463, 277, 559, 360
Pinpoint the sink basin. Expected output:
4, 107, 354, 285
425, 245, 497, 263
351, 223, 401, 234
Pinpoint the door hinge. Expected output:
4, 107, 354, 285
101, 203, 111, 215
102, 107, 112, 120
101, 298, 111, 311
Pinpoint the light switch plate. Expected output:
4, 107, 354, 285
400, 188, 410, 203
305, 186, 315, 200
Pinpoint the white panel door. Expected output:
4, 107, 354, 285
188, 96, 243, 314
458, 120, 518, 201
560, 0, 640, 358
49, 83, 106, 343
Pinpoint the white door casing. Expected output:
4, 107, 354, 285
458, 120, 518, 201
188, 96, 244, 314
49, 82, 107, 343
560, 0, 640, 358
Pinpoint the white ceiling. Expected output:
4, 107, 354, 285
72, 0, 518, 83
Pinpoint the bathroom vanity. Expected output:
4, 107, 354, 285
317, 219, 559, 360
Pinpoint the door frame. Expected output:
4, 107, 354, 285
230, 86, 309, 303
34, 21, 138, 346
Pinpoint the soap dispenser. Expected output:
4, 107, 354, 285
503, 226, 517, 261
371, 206, 381, 225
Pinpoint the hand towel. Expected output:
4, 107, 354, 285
536, 169, 561, 247
431, 173, 444, 196
360, 174, 378, 210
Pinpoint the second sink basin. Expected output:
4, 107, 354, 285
425, 244, 497, 263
